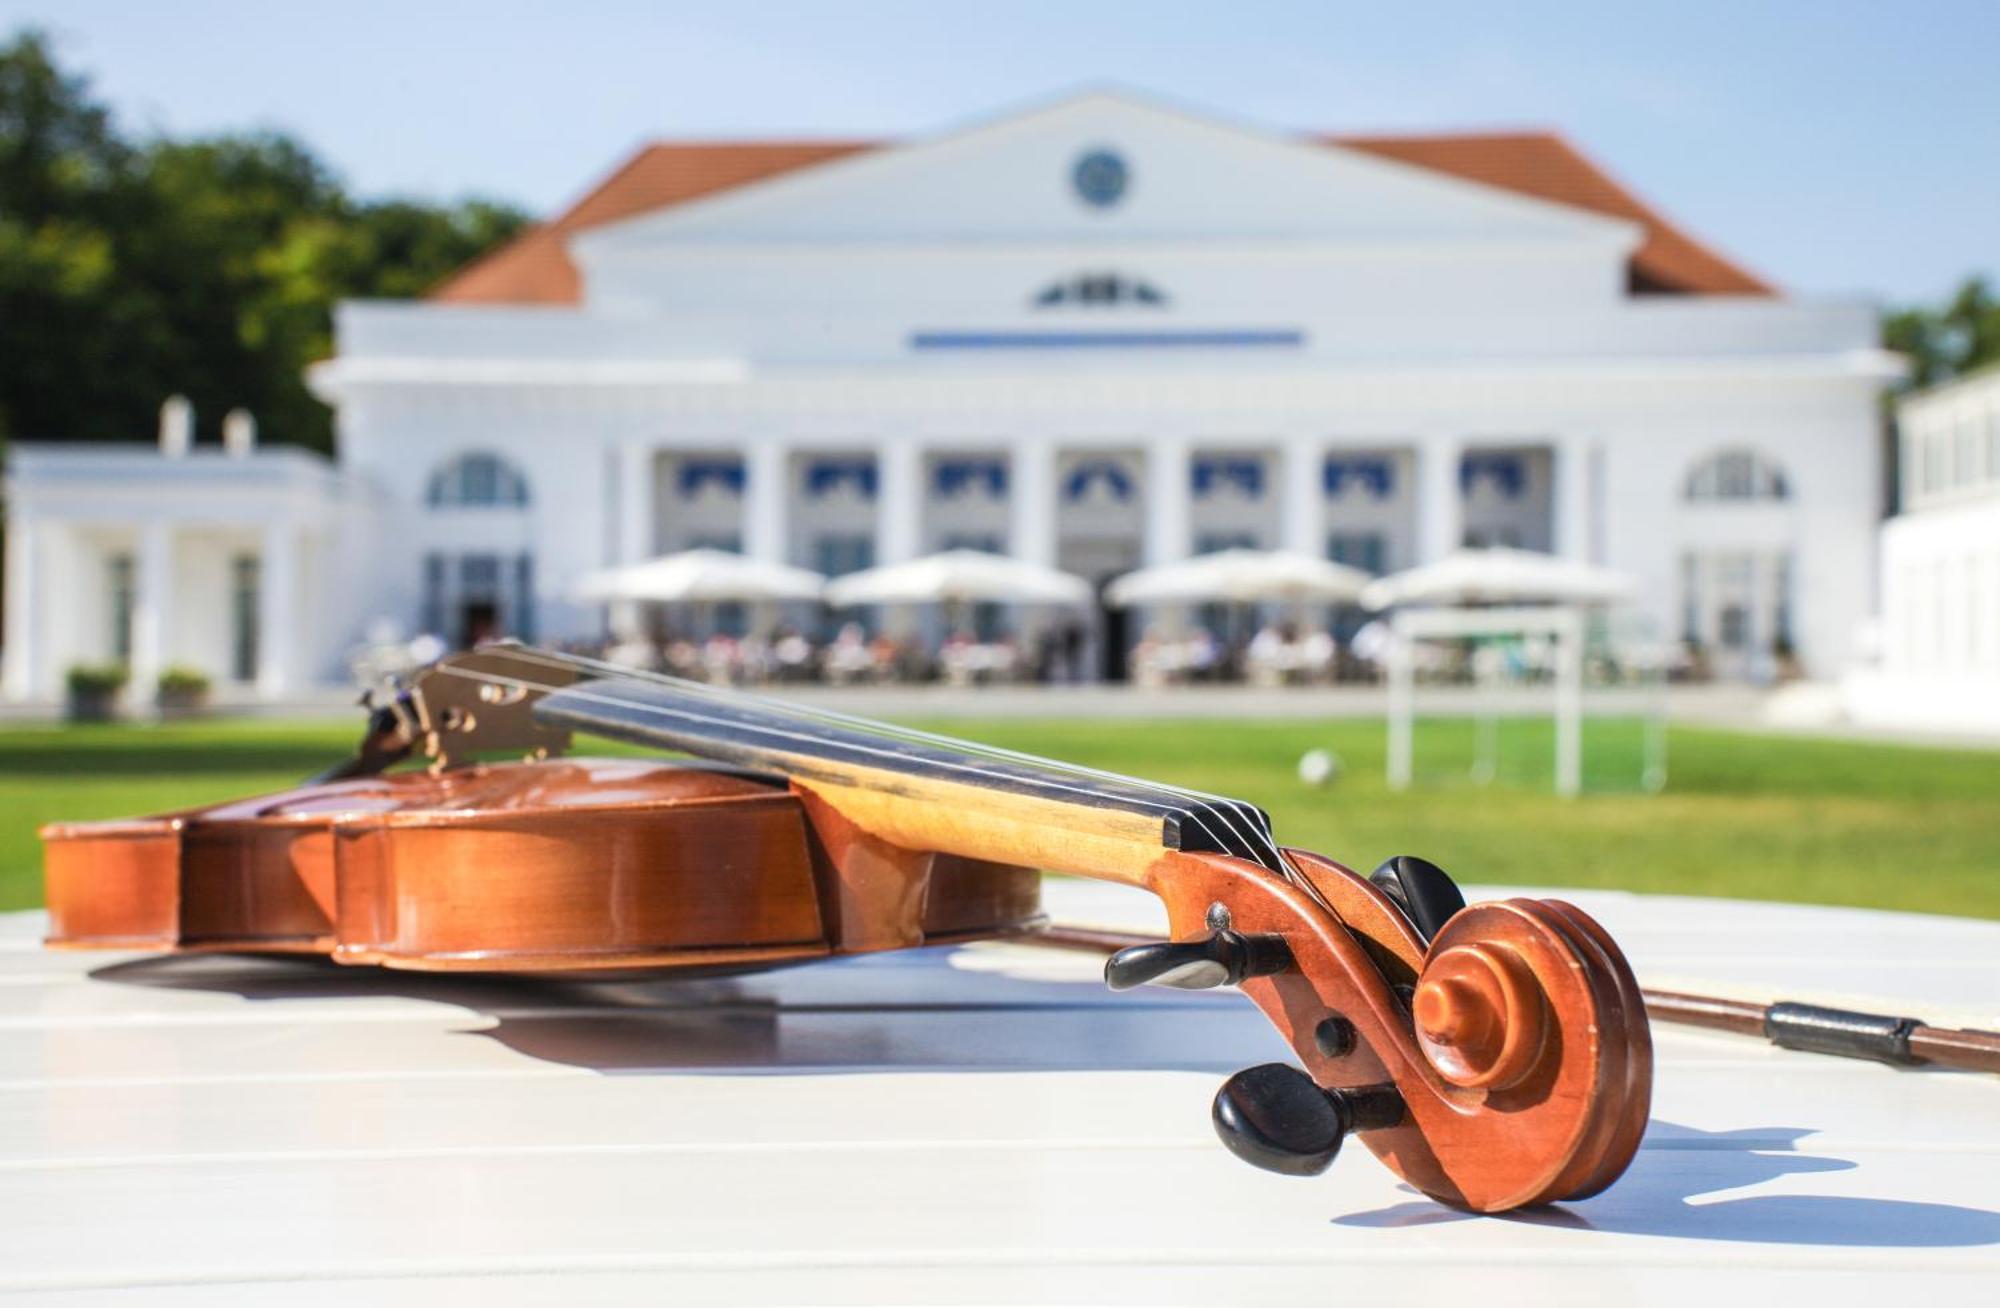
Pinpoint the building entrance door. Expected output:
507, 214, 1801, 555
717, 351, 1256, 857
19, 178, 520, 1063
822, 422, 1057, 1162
1683, 550, 1790, 681
1059, 536, 1142, 682
1098, 584, 1130, 683
460, 600, 501, 650
425, 551, 534, 650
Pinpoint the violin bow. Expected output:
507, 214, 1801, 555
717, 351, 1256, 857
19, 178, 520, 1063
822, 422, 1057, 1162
1036, 928, 2000, 1075
1640, 989, 2000, 1073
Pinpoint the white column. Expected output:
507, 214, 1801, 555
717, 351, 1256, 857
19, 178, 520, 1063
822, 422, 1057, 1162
1280, 435, 1323, 556
618, 442, 654, 563
1386, 611, 1414, 790
745, 440, 789, 565
875, 439, 923, 567
129, 521, 172, 704
1553, 436, 1595, 561
609, 443, 653, 641
1145, 437, 1192, 566
1553, 609, 1584, 798
256, 521, 297, 699
1009, 439, 1057, 567
3, 512, 37, 701
1417, 436, 1463, 562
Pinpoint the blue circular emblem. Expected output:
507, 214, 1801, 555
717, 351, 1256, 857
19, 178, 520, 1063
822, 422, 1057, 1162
1072, 149, 1128, 208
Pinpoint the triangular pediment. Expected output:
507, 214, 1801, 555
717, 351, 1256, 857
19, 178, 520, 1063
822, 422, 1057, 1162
572, 91, 1639, 252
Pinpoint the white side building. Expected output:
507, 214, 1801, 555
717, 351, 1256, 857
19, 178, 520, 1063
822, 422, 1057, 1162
2, 91, 1896, 700
2, 407, 378, 703
1845, 365, 2000, 732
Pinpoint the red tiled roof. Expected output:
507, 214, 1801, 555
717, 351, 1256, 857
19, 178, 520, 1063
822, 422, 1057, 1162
431, 131, 1768, 303
432, 141, 872, 304
1330, 132, 1770, 295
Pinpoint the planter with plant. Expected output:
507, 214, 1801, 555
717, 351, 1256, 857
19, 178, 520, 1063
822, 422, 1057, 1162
156, 665, 212, 712
65, 664, 128, 722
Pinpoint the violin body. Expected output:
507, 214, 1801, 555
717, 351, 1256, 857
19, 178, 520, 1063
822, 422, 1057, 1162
40, 645, 1653, 1213
44, 758, 1043, 971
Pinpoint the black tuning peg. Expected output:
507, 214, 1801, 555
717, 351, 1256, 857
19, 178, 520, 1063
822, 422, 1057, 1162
1369, 855, 1467, 946
1103, 930, 1292, 991
1211, 1063, 1406, 1177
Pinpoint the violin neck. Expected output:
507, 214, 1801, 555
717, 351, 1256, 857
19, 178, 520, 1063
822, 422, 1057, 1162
499, 654, 1285, 884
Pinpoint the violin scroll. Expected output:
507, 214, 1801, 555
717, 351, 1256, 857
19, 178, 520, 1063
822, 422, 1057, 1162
1132, 851, 1652, 1211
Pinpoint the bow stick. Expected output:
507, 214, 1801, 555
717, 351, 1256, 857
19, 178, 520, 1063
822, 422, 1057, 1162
1035, 927, 2000, 1074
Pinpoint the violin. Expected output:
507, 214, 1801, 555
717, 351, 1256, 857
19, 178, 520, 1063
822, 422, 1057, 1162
42, 644, 1653, 1213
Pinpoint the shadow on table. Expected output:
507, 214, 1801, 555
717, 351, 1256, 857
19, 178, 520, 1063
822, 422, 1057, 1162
1337, 1120, 2000, 1247
91, 952, 2000, 1249
87, 944, 1290, 1075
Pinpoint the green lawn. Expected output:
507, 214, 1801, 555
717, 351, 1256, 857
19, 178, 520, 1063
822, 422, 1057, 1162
2, 714, 1996, 918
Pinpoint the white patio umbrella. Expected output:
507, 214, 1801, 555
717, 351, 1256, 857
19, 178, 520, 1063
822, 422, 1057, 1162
1361, 547, 1637, 610
823, 549, 1092, 608
572, 548, 826, 604
1104, 548, 1370, 608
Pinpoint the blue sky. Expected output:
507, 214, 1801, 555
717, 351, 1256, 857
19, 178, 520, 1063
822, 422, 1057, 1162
8, 0, 1995, 304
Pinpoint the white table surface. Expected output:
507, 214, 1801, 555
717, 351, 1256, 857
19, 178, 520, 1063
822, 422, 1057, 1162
0, 881, 1995, 1305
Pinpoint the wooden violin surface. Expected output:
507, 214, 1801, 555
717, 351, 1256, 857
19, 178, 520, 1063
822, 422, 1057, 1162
43, 757, 1044, 972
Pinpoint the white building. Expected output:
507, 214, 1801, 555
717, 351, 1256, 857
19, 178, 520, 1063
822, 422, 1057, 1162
3, 92, 1897, 700
1844, 364, 2000, 732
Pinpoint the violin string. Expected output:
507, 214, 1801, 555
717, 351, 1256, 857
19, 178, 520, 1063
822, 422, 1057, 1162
485, 648, 1318, 906
507, 645, 1299, 878
556, 648, 1296, 880
433, 647, 1290, 875
466, 646, 1269, 861
581, 646, 1306, 884
432, 656, 1273, 869
449, 660, 1261, 869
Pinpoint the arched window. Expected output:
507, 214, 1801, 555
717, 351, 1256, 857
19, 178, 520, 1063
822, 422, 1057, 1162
1685, 449, 1789, 502
427, 452, 530, 508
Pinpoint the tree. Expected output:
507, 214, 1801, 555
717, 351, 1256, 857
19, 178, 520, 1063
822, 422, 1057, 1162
1884, 277, 2000, 392
0, 29, 527, 450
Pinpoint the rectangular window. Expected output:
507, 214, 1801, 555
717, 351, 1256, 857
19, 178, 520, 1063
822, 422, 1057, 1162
814, 534, 874, 578
1716, 554, 1754, 652
1327, 532, 1386, 577
459, 554, 501, 597
1773, 552, 1794, 654
1958, 416, 1983, 490
231, 554, 259, 683
456, 554, 503, 649
107, 553, 134, 663
421, 554, 446, 637
1195, 532, 1256, 556
512, 553, 536, 644
1680, 553, 1700, 645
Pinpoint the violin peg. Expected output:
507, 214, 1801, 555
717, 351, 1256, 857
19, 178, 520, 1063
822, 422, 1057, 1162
1211, 1064, 1405, 1178
1368, 855, 1468, 945
1103, 930, 1292, 991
